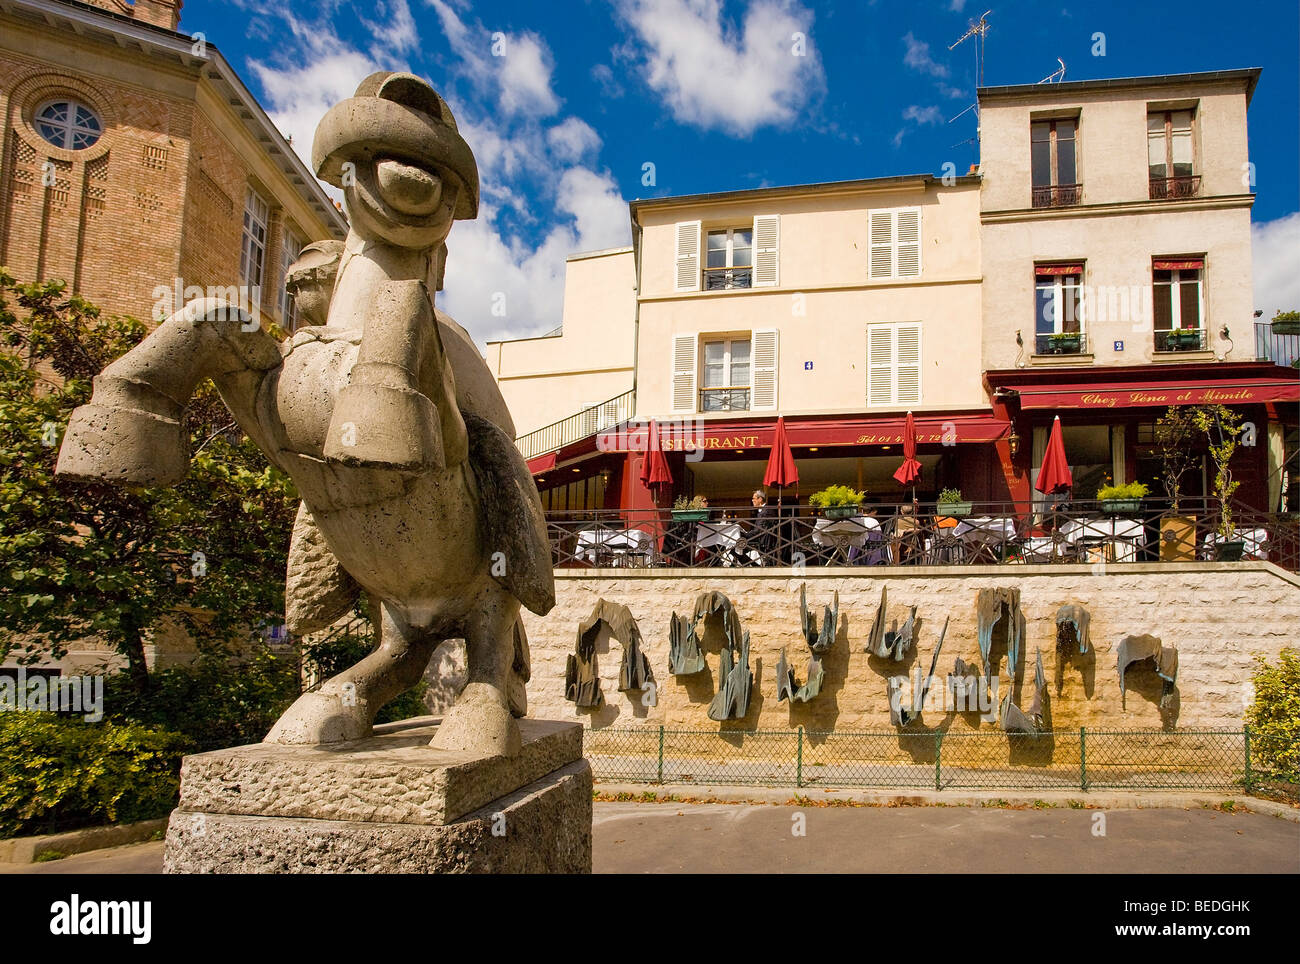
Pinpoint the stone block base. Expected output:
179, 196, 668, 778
163, 717, 592, 874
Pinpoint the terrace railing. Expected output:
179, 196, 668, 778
514, 389, 635, 461
1255, 322, 1300, 369
546, 496, 1298, 572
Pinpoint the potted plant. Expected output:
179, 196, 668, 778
809, 484, 866, 520
937, 487, 973, 517
671, 495, 710, 522
1271, 309, 1300, 336
1169, 328, 1202, 350
1096, 481, 1149, 514
1155, 407, 1198, 561
1047, 331, 1082, 354
1190, 405, 1245, 560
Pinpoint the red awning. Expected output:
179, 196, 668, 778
1011, 376, 1299, 410
1153, 258, 1204, 271
599, 412, 1010, 453
526, 452, 557, 475
1035, 263, 1084, 276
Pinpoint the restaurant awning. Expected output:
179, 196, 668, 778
526, 452, 557, 475
1009, 377, 1298, 410
597, 411, 1011, 453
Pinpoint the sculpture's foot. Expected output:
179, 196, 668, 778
430, 683, 521, 758
264, 689, 372, 745
322, 365, 444, 472
56, 394, 188, 486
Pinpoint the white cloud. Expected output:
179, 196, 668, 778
937, 82, 968, 100
426, 1, 559, 117
950, 0, 968, 11
902, 105, 944, 125
546, 117, 602, 163
1252, 212, 1300, 319
902, 31, 949, 78
590, 63, 625, 99
360, 0, 419, 58
613, 0, 825, 136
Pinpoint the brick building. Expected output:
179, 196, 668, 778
0, 0, 347, 330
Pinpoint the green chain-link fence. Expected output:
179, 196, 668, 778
584, 726, 1298, 794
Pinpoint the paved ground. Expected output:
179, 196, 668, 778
2, 803, 1296, 874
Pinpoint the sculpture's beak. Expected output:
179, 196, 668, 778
376, 159, 444, 218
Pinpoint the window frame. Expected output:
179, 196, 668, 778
699, 335, 753, 411
278, 227, 303, 330
33, 98, 103, 151
1030, 117, 1078, 188
1147, 108, 1196, 180
1153, 266, 1204, 332
240, 188, 270, 291
704, 227, 754, 291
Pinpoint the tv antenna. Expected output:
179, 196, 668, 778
1038, 58, 1067, 84
949, 9, 991, 88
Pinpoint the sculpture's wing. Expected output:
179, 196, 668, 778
436, 308, 516, 438
285, 501, 360, 635
465, 412, 556, 616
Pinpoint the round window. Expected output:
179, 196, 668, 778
34, 99, 103, 151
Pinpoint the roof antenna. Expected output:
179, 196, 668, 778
948, 10, 991, 160
1038, 58, 1067, 84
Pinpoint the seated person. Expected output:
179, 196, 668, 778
890, 501, 926, 565
746, 489, 778, 563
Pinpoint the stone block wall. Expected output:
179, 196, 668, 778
520, 563, 1300, 738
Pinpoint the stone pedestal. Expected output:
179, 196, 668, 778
163, 717, 591, 874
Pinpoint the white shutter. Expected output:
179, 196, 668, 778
752, 329, 778, 410
866, 324, 894, 406
580, 402, 599, 436
753, 214, 780, 287
896, 324, 922, 403
896, 208, 921, 278
868, 210, 894, 279
674, 220, 701, 292
672, 334, 697, 413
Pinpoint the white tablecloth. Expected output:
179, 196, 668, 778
812, 515, 881, 548
1059, 517, 1145, 562
1201, 528, 1269, 560
575, 527, 655, 563
952, 516, 1018, 544
695, 521, 745, 551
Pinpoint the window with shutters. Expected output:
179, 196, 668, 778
1153, 258, 1205, 352
866, 323, 922, 407
1148, 108, 1198, 199
700, 337, 752, 410
1034, 263, 1086, 355
675, 220, 701, 292
240, 188, 270, 290
705, 228, 753, 290
867, 208, 921, 280
580, 399, 622, 435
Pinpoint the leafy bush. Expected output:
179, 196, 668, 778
1096, 481, 1150, 501
809, 485, 865, 508
937, 487, 965, 504
672, 495, 707, 510
1246, 649, 1300, 782
0, 713, 187, 838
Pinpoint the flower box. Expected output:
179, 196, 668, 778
938, 501, 973, 517
1100, 498, 1143, 514
824, 505, 860, 520
671, 509, 710, 522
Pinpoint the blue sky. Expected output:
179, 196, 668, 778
188, 0, 1300, 339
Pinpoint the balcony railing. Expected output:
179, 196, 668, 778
1255, 322, 1300, 369
1031, 183, 1082, 208
703, 267, 753, 290
1154, 327, 1207, 353
1035, 331, 1089, 356
699, 387, 751, 412
514, 389, 635, 460
546, 497, 1298, 571
1149, 175, 1201, 200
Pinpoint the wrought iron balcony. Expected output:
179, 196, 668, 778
1035, 331, 1089, 356
1153, 327, 1207, 353
699, 387, 751, 412
703, 267, 753, 291
1149, 175, 1201, 200
1255, 322, 1300, 368
1031, 183, 1082, 208
514, 389, 636, 460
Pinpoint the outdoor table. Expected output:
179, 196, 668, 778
1059, 516, 1145, 562
952, 516, 1018, 562
812, 516, 880, 564
1201, 527, 1269, 561
575, 526, 655, 566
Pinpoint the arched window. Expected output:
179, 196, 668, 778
34, 99, 102, 151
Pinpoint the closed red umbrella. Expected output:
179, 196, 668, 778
892, 410, 922, 489
639, 419, 673, 493
1035, 415, 1073, 494
763, 415, 799, 491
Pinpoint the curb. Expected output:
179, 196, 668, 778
593, 782, 1300, 821
0, 818, 170, 864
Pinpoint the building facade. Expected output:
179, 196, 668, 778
495, 67, 1296, 519
0, 0, 347, 334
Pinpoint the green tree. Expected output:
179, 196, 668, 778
1188, 404, 1244, 539
0, 271, 297, 692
